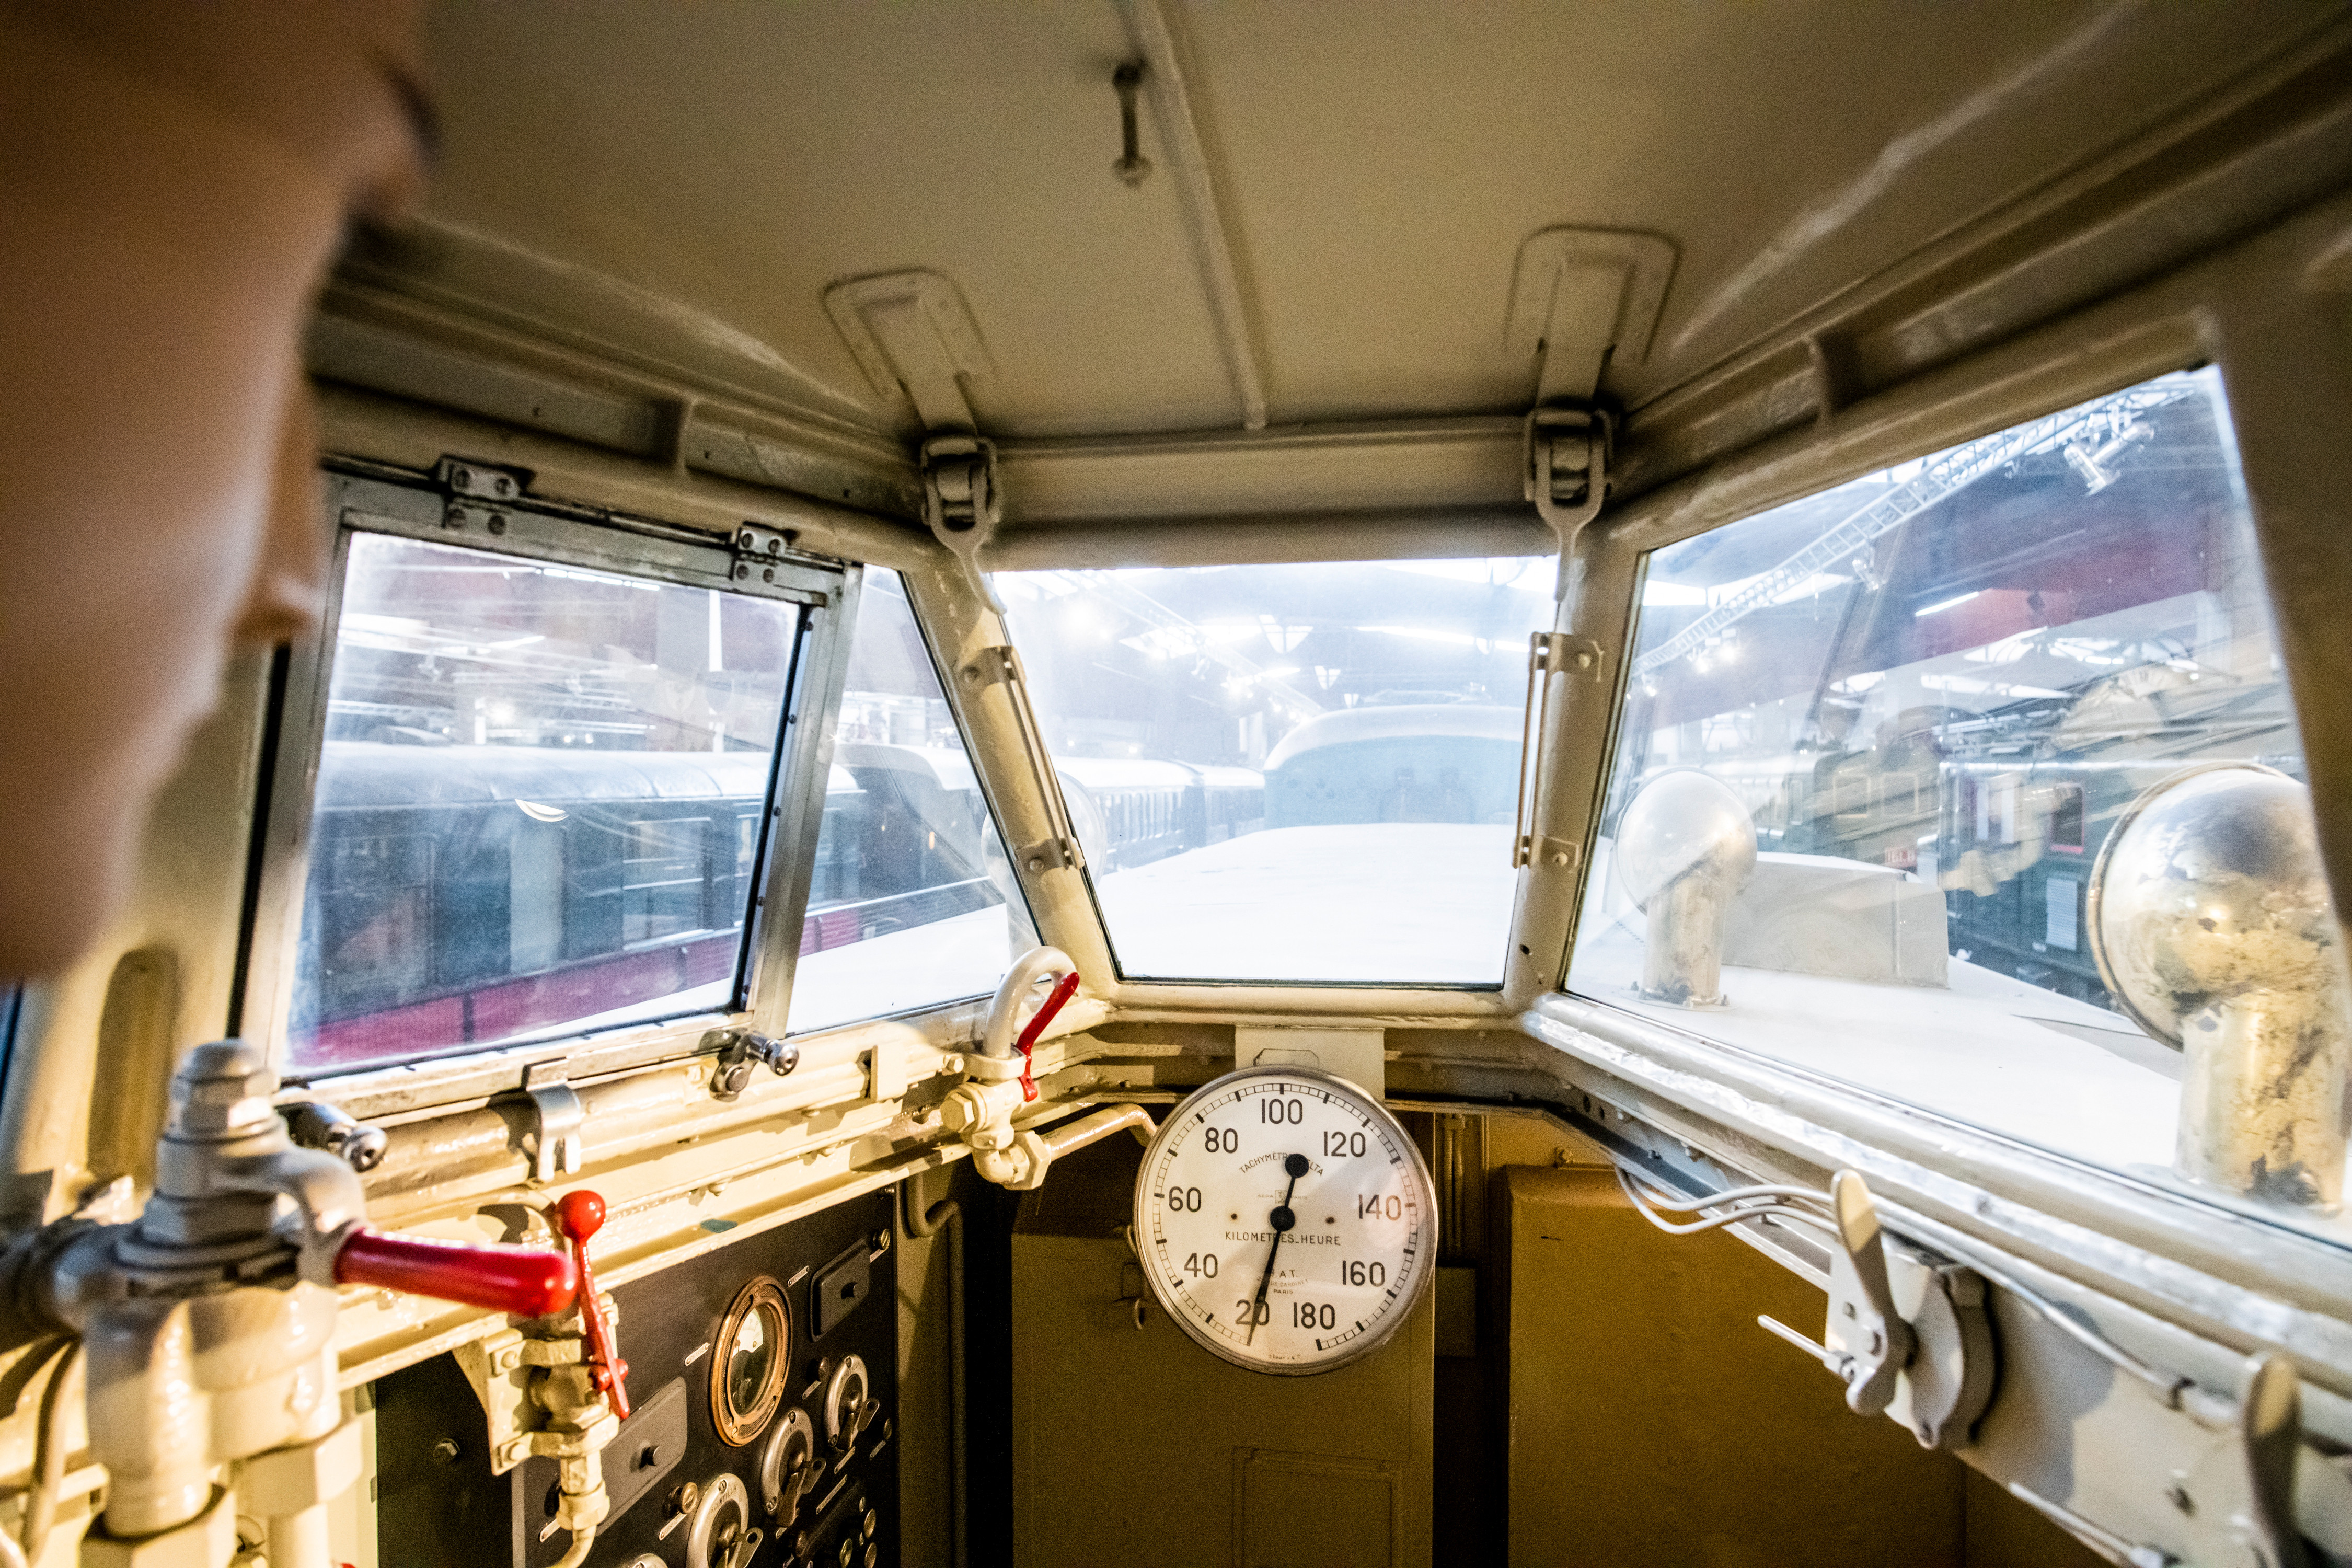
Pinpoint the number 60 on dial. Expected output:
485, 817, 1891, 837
1132, 1066, 1437, 1375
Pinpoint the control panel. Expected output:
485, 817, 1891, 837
376, 1189, 899, 1567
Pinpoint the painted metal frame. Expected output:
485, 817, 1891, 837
237, 463, 851, 1103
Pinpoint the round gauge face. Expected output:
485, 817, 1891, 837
1134, 1066, 1437, 1375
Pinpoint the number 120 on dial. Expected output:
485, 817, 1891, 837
1133, 1066, 1438, 1375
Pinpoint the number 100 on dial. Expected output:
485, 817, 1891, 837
1133, 1065, 1438, 1375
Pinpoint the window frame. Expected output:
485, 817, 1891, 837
238, 462, 850, 1099
1513, 185, 2352, 1380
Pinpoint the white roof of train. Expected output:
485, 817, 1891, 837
315, 741, 774, 808
1263, 704, 1521, 771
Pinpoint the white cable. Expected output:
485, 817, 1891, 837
1612, 1156, 2189, 1403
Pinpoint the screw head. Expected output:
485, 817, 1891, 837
430, 1439, 461, 1465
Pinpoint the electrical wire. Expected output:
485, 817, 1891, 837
19, 1340, 81, 1564
1613, 1162, 1839, 1239
1610, 1155, 2192, 1405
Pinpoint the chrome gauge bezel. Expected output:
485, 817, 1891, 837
710, 1275, 791, 1447
1132, 1065, 1438, 1377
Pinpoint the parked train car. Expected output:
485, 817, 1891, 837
295, 740, 1269, 1062
1263, 702, 1521, 828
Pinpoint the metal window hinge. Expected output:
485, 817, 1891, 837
732, 523, 802, 590
512, 1062, 586, 1185
434, 456, 533, 534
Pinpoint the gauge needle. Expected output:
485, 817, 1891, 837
1247, 1153, 1310, 1346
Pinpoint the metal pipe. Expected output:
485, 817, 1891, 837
1035, 1103, 1156, 1164
977, 947, 1076, 1058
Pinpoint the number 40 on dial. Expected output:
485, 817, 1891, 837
1133, 1065, 1438, 1375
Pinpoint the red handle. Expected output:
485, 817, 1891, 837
333, 1226, 578, 1319
1013, 971, 1081, 1104
552, 1191, 631, 1420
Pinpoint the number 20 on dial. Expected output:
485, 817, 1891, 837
1134, 1066, 1437, 1375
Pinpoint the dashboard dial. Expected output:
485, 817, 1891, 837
710, 1276, 789, 1447
1134, 1066, 1436, 1375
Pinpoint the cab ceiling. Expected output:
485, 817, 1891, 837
333, 1, 2352, 519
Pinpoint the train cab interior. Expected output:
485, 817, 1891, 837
9, 3, 2352, 1565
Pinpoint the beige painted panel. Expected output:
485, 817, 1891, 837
1503, 1166, 2096, 1568
1012, 1230, 1433, 1567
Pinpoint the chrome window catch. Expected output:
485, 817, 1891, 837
515, 1062, 587, 1185
708, 1029, 800, 1102
282, 1098, 389, 1173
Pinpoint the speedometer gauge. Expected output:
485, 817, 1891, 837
1134, 1066, 1437, 1375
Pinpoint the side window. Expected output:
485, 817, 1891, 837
784, 572, 1037, 1035
283, 526, 809, 1074
1568, 367, 2344, 1233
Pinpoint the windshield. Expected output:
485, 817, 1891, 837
997, 557, 1552, 984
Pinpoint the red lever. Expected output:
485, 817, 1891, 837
551, 1190, 631, 1420
332, 1227, 578, 1319
1013, 971, 1081, 1104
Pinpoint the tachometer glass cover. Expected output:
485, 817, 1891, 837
998, 557, 1551, 983
287, 534, 802, 1074
1135, 1066, 1436, 1374
711, 1276, 789, 1447
785, 571, 1039, 1034
1565, 368, 2338, 1239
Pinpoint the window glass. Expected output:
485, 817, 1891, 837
288, 534, 802, 1073
785, 572, 1037, 1034
997, 558, 1553, 983
1567, 369, 2343, 1233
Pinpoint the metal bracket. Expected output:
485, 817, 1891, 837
956, 645, 1020, 691
517, 1063, 586, 1185
954, 646, 1088, 876
1758, 1170, 1993, 1451
707, 1029, 800, 1103
1512, 632, 1604, 870
1524, 406, 1612, 596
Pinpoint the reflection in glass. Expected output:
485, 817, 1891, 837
998, 558, 1553, 983
1568, 368, 2340, 1230
289, 534, 802, 1074
785, 572, 1036, 1034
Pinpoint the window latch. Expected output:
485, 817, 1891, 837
922, 434, 1004, 607
282, 1098, 389, 1173
1524, 406, 1612, 595
708, 1028, 801, 1102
